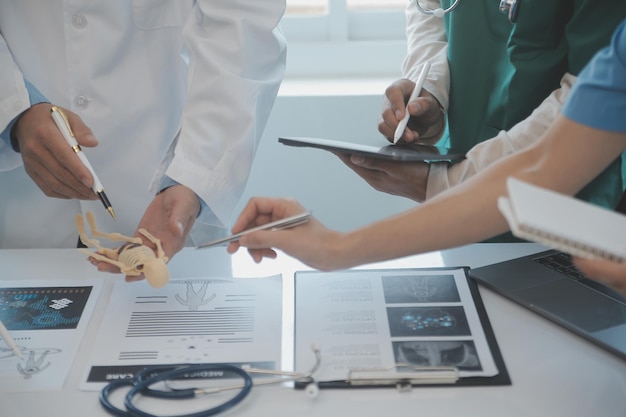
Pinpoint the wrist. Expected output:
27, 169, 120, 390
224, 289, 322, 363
9, 119, 20, 153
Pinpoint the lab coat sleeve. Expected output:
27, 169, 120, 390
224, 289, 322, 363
0, 32, 29, 171
402, 0, 449, 110
425, 73, 576, 200
150, 0, 287, 242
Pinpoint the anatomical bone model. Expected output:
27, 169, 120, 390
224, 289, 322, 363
75, 211, 170, 288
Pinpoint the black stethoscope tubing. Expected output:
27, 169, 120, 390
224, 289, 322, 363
100, 364, 253, 417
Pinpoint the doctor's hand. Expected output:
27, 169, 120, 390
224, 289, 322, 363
94, 185, 201, 282
226, 197, 343, 271
335, 153, 430, 202
127, 184, 200, 282
572, 256, 626, 298
12, 103, 99, 200
379, 78, 445, 144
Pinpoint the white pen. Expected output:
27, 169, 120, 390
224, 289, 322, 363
393, 61, 432, 144
0, 320, 22, 359
50, 106, 116, 219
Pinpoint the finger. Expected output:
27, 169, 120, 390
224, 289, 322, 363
53, 141, 98, 192
379, 82, 413, 141
348, 155, 394, 171
230, 199, 267, 233
44, 111, 98, 190
96, 261, 122, 274
226, 241, 240, 254
25, 157, 95, 199
247, 247, 277, 263
21, 131, 96, 198
378, 107, 398, 142
168, 196, 198, 239
64, 109, 99, 148
232, 198, 301, 234
407, 96, 432, 117
384, 82, 411, 121
238, 228, 293, 251
408, 95, 441, 121
573, 257, 624, 280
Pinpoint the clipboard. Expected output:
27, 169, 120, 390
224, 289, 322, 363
293, 267, 510, 390
279, 136, 466, 163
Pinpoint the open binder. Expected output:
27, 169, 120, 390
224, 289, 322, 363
293, 267, 510, 389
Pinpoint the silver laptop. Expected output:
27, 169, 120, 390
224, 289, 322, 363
469, 249, 626, 360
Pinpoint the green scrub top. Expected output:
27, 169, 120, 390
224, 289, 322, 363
439, 0, 626, 210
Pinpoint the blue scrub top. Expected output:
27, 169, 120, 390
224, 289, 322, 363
563, 20, 626, 134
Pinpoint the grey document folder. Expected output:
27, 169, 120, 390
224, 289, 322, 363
470, 250, 626, 360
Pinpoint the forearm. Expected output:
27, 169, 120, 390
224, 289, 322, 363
426, 73, 576, 199
329, 116, 626, 270
402, 0, 449, 110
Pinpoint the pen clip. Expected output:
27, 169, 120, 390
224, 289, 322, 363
50, 106, 75, 138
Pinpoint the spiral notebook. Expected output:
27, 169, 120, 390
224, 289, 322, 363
498, 177, 626, 262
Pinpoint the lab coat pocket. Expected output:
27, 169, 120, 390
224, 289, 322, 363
132, 0, 193, 30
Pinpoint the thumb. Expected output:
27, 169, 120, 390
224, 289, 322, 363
168, 198, 198, 239
407, 96, 431, 117
172, 219, 185, 238
350, 155, 381, 170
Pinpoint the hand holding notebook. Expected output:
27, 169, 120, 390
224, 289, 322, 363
498, 177, 626, 262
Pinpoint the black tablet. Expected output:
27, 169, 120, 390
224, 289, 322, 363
278, 136, 465, 162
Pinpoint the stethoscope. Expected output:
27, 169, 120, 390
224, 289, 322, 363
414, 0, 521, 23
99, 347, 321, 417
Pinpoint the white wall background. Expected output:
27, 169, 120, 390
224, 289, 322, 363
234, 4, 413, 234
235, 86, 417, 233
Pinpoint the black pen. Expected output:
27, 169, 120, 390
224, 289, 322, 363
50, 106, 116, 219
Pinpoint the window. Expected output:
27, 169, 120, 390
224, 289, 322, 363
282, 0, 408, 79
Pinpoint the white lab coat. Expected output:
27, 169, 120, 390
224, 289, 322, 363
0, 0, 286, 248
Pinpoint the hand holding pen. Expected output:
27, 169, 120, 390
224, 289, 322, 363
50, 106, 116, 219
10, 104, 112, 209
379, 62, 444, 144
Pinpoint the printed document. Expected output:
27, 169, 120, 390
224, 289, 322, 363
0, 280, 102, 391
294, 268, 499, 383
82, 276, 282, 390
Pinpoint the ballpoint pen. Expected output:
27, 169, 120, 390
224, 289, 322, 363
393, 61, 432, 144
50, 106, 116, 220
197, 212, 312, 249
0, 320, 22, 359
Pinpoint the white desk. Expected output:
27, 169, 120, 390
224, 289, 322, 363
2, 243, 625, 417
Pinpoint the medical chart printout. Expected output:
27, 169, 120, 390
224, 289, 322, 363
0, 280, 102, 392
294, 268, 500, 383
82, 276, 282, 390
